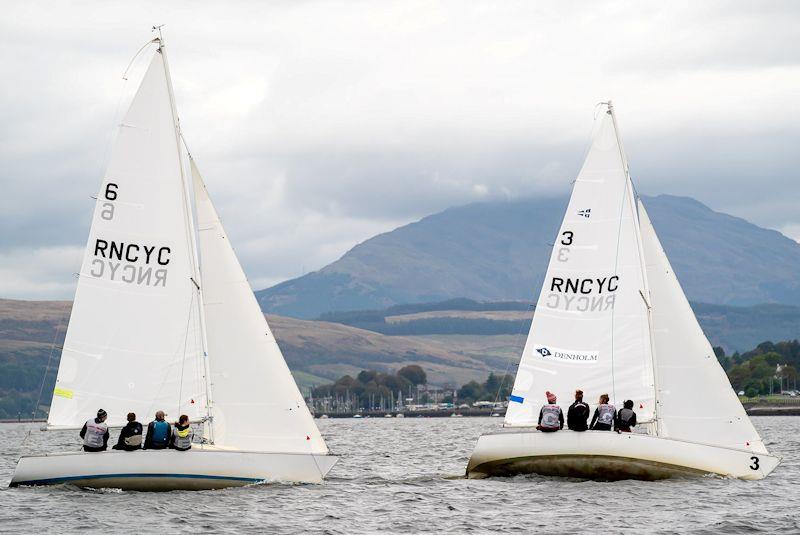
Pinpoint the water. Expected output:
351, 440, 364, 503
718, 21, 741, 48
0, 417, 796, 534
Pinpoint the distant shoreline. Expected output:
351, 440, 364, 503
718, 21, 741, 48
2, 405, 798, 424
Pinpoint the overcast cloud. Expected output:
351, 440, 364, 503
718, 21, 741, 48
1, 1, 798, 299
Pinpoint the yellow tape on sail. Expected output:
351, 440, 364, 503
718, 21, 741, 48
53, 387, 74, 399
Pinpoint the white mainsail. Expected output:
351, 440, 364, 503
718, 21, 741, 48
638, 199, 767, 452
191, 159, 328, 454
505, 106, 655, 427
49, 50, 207, 429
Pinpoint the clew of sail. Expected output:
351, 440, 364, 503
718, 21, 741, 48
505, 107, 655, 427
191, 159, 328, 454
48, 50, 207, 429
639, 200, 767, 453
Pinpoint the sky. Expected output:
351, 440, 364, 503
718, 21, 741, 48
1, 1, 798, 299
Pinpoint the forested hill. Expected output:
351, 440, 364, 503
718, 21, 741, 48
256, 195, 800, 319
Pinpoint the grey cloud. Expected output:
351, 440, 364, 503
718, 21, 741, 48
1, 1, 799, 299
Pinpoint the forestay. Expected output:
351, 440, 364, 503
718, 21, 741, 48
49, 51, 207, 428
192, 160, 328, 454
505, 107, 655, 427
638, 200, 767, 452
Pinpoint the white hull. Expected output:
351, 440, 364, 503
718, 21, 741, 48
10, 448, 338, 491
467, 429, 780, 481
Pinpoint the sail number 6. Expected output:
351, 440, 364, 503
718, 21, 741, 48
100, 183, 118, 221
749, 456, 759, 470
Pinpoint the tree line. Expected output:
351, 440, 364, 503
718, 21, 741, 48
716, 340, 799, 397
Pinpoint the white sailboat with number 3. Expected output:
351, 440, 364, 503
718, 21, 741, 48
466, 102, 780, 481
10, 35, 337, 491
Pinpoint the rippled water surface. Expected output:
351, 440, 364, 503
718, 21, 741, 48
0, 417, 797, 534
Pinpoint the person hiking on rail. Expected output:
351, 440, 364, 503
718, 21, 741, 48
80, 408, 109, 452
615, 400, 637, 432
113, 412, 143, 451
169, 414, 194, 451
567, 389, 590, 431
537, 391, 564, 432
144, 410, 171, 450
590, 393, 616, 431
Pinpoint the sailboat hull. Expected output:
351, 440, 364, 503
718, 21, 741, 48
9, 448, 338, 491
466, 429, 779, 481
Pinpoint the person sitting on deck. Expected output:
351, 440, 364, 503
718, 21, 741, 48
567, 389, 590, 432
112, 412, 143, 451
144, 410, 172, 450
590, 394, 616, 431
80, 408, 109, 452
536, 391, 563, 432
170, 414, 194, 451
615, 400, 637, 433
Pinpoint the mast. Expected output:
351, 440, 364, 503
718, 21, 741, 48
606, 101, 661, 435
155, 31, 215, 443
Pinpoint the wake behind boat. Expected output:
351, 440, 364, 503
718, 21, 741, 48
466, 103, 780, 481
10, 35, 337, 490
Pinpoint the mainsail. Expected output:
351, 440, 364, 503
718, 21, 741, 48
49, 50, 207, 428
505, 106, 655, 427
191, 160, 328, 454
639, 200, 767, 452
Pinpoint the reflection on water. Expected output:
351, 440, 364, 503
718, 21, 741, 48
1, 417, 796, 533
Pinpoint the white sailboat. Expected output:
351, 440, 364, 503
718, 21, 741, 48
10, 36, 337, 491
466, 103, 780, 481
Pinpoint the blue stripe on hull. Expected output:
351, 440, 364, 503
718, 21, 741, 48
13, 473, 263, 486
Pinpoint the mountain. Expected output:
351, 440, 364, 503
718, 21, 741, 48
256, 195, 800, 318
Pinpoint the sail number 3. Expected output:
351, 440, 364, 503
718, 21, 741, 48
557, 231, 573, 262
750, 456, 759, 470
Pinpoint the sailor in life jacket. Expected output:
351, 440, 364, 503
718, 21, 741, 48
112, 412, 143, 451
615, 399, 638, 432
79, 408, 110, 452
567, 389, 590, 432
536, 391, 564, 432
590, 393, 616, 431
144, 410, 172, 450
170, 414, 194, 451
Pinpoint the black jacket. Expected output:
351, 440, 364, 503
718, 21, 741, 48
567, 400, 590, 431
113, 421, 143, 450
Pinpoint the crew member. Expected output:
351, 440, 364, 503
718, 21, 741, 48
537, 391, 564, 432
79, 409, 109, 452
616, 400, 637, 432
170, 414, 194, 451
567, 389, 590, 431
113, 412, 143, 451
590, 394, 616, 431
144, 410, 171, 450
